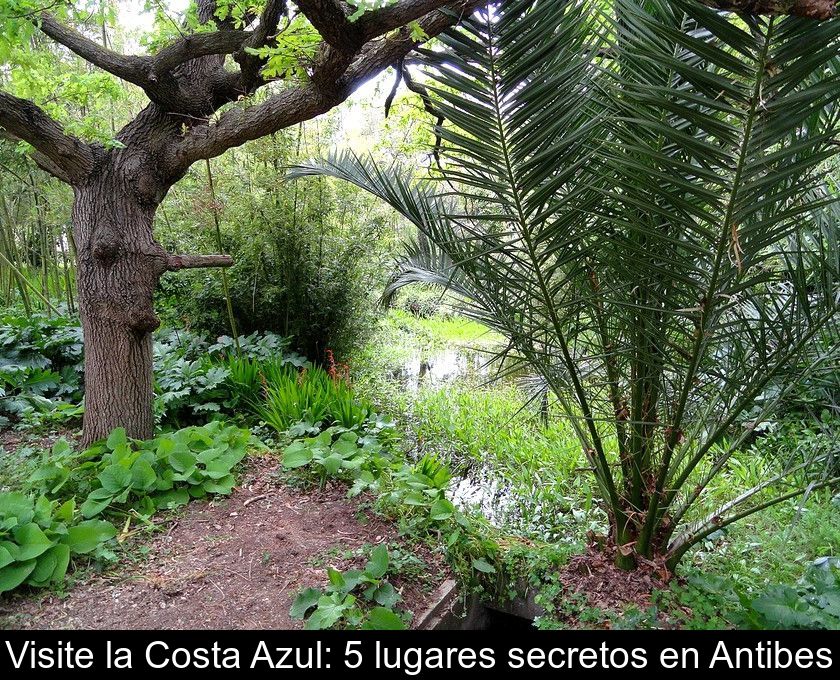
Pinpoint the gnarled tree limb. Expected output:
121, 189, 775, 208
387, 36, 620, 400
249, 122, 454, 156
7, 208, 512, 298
39, 13, 249, 85
152, 30, 251, 76
168, 0, 482, 169
39, 13, 152, 85
295, 0, 363, 51
0, 90, 95, 184
357, 0, 456, 39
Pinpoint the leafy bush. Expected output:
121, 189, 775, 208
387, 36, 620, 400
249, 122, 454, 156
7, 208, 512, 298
257, 364, 374, 434
1, 421, 251, 595
0, 313, 84, 428
279, 389, 500, 590
0, 312, 83, 372
79, 423, 252, 518
159, 196, 383, 364
153, 331, 230, 425
0, 492, 115, 593
283, 428, 390, 488
290, 545, 405, 630
282, 418, 458, 519
27, 422, 252, 521
152, 328, 300, 426
736, 558, 840, 630
0, 311, 303, 430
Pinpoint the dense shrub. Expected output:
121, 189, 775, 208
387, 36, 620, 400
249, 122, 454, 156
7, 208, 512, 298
154, 131, 394, 365
0, 312, 304, 430
164, 224, 380, 364
0, 312, 84, 428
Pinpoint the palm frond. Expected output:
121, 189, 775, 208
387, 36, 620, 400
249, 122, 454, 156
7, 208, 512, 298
290, 0, 840, 568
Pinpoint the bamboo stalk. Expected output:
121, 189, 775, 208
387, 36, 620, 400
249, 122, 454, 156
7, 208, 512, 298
204, 158, 240, 354
0, 249, 59, 314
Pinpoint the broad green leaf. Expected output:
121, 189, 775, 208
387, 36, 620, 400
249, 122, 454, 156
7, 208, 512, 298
0, 559, 37, 593
304, 594, 352, 630
202, 474, 236, 495
283, 443, 314, 468
98, 465, 132, 493
106, 427, 127, 450
430, 497, 455, 521
65, 520, 117, 554
363, 607, 406, 630
472, 557, 496, 574
153, 488, 190, 510
365, 544, 389, 580
0, 492, 33, 523
320, 453, 343, 476
290, 587, 321, 619
13, 523, 54, 561
372, 582, 400, 608
169, 449, 197, 473
80, 488, 115, 518
130, 459, 157, 491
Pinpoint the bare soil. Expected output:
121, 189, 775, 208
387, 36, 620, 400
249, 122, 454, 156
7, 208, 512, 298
0, 426, 80, 460
0, 455, 450, 630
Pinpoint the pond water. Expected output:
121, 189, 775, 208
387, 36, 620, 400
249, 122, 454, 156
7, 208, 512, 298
391, 348, 491, 392
392, 345, 522, 526
449, 473, 516, 525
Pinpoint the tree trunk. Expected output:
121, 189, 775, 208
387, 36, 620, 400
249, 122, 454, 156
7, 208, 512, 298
73, 159, 166, 445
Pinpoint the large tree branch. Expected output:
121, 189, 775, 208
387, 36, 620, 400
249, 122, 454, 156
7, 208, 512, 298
165, 253, 234, 271
168, 0, 481, 170
0, 90, 95, 184
34, 0, 836, 123
702, 0, 837, 19
38, 12, 251, 114
344, 3, 477, 85
39, 13, 249, 84
35, 0, 837, 93
152, 30, 251, 77
38, 13, 150, 85
295, 0, 363, 51
357, 0, 456, 39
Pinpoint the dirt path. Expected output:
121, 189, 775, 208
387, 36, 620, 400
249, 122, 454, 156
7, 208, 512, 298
0, 456, 449, 629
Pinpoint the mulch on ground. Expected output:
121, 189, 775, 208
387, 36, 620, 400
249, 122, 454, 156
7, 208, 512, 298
0, 455, 450, 630
551, 542, 679, 626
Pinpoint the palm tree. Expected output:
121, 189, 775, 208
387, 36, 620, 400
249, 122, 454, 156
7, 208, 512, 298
291, 0, 840, 570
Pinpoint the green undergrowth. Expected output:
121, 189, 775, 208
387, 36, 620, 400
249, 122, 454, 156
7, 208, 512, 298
278, 404, 513, 628
0, 420, 257, 596
2, 308, 837, 630
291, 544, 407, 630
349, 313, 840, 630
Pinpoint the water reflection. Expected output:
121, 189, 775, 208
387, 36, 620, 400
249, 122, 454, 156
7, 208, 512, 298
390, 345, 538, 530
449, 473, 514, 525
393, 349, 490, 391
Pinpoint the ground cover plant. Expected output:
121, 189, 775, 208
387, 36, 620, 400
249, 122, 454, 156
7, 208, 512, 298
0, 492, 116, 594
0, 312, 83, 428
0, 420, 254, 596
291, 544, 407, 630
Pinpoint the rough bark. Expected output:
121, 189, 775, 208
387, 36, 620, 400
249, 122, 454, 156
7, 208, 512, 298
73, 164, 162, 443
705, 0, 836, 19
